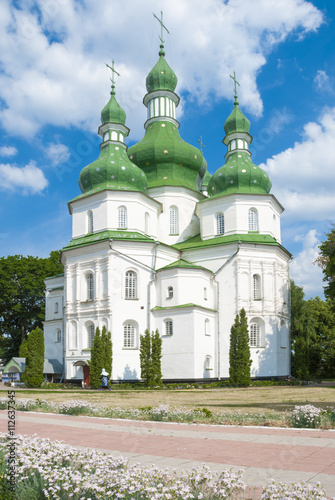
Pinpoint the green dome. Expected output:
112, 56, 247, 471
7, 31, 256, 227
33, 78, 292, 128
208, 151, 271, 197
201, 170, 212, 189
101, 91, 126, 125
79, 144, 147, 195
127, 120, 206, 191
224, 99, 250, 135
146, 45, 177, 93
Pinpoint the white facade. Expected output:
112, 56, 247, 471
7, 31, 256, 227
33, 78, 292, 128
44, 178, 290, 382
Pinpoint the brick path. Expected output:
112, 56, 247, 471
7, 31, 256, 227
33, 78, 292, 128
1, 411, 335, 497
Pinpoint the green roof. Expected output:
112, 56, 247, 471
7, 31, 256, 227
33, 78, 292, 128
208, 151, 272, 197
63, 230, 155, 251
152, 303, 216, 313
157, 259, 211, 273
78, 143, 148, 196
101, 89, 126, 126
45, 273, 64, 280
146, 44, 177, 93
224, 99, 250, 135
127, 120, 207, 191
173, 233, 286, 251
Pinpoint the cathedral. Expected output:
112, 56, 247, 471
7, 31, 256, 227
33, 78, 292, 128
44, 32, 291, 384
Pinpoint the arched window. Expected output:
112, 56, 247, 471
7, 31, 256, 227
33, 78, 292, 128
165, 319, 173, 336
250, 323, 260, 347
204, 318, 210, 336
56, 329, 61, 343
144, 212, 150, 235
123, 323, 135, 348
88, 324, 95, 348
54, 302, 59, 314
253, 274, 261, 300
125, 271, 137, 299
216, 213, 224, 235
86, 273, 94, 301
118, 206, 127, 229
167, 286, 173, 298
249, 208, 258, 231
87, 210, 93, 233
169, 206, 178, 235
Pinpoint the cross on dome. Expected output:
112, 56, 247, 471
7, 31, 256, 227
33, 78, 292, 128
198, 136, 206, 152
106, 61, 120, 94
153, 10, 170, 43
229, 70, 240, 103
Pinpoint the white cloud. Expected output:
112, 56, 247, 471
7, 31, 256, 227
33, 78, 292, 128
261, 107, 335, 222
44, 142, 70, 165
0, 146, 17, 157
314, 69, 332, 92
0, 0, 323, 139
290, 229, 324, 298
0, 160, 48, 194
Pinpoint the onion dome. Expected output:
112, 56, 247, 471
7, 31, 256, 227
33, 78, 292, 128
128, 120, 206, 191
78, 80, 147, 196
208, 91, 271, 197
146, 44, 177, 93
128, 42, 206, 191
101, 87, 126, 125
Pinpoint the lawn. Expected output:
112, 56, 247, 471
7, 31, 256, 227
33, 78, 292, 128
2, 385, 335, 415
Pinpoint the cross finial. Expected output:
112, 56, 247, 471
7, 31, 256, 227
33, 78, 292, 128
106, 61, 120, 93
153, 10, 170, 43
229, 70, 240, 100
198, 136, 205, 152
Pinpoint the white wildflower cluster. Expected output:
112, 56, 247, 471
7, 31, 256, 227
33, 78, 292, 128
261, 480, 327, 499
149, 404, 195, 422
291, 405, 324, 429
0, 433, 245, 499
58, 400, 101, 414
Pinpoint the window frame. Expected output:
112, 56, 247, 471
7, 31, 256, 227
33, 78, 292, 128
123, 323, 136, 349
167, 286, 173, 299
250, 322, 260, 347
118, 206, 127, 229
248, 208, 258, 232
165, 319, 173, 336
87, 210, 93, 234
169, 206, 178, 235
125, 270, 137, 300
86, 273, 94, 301
253, 274, 261, 300
88, 323, 95, 349
216, 212, 224, 235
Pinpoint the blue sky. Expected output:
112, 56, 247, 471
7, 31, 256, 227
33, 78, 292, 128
0, 0, 334, 299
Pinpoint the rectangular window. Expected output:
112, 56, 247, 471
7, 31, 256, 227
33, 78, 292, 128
124, 324, 135, 348
125, 271, 137, 299
170, 207, 178, 235
250, 324, 260, 347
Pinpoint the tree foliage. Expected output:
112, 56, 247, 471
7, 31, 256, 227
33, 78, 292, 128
140, 329, 162, 386
89, 327, 113, 389
229, 308, 252, 386
317, 225, 335, 300
24, 327, 45, 388
0, 252, 62, 363
290, 280, 335, 379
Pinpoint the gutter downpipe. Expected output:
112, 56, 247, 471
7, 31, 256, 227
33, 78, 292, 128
212, 242, 241, 380
148, 242, 160, 332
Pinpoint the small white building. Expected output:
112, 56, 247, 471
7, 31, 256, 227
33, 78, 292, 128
44, 40, 290, 384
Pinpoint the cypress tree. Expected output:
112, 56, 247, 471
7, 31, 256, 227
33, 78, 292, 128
19, 338, 29, 384
101, 326, 113, 382
25, 327, 45, 388
89, 327, 104, 389
140, 329, 152, 385
151, 329, 162, 385
229, 308, 252, 386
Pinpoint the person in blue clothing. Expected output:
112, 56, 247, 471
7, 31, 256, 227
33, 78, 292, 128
100, 368, 111, 390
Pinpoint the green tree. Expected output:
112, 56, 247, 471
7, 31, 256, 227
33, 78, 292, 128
140, 329, 153, 385
25, 327, 45, 388
307, 297, 335, 378
317, 225, 335, 300
0, 252, 62, 363
151, 329, 162, 385
229, 308, 252, 386
101, 326, 113, 382
18, 338, 29, 384
89, 327, 104, 389
290, 280, 312, 379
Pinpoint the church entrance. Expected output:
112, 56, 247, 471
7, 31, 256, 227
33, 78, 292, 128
83, 365, 90, 386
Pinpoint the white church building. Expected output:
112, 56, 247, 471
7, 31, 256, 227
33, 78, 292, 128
44, 38, 291, 384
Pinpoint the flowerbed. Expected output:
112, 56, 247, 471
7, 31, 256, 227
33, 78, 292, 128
0, 399, 334, 428
0, 434, 328, 499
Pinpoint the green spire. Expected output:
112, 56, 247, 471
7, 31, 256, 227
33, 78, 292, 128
224, 71, 250, 135
101, 61, 126, 125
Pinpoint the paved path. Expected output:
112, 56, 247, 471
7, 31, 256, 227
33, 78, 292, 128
1, 411, 335, 498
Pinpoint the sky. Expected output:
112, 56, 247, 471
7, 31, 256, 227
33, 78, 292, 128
0, 0, 334, 299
